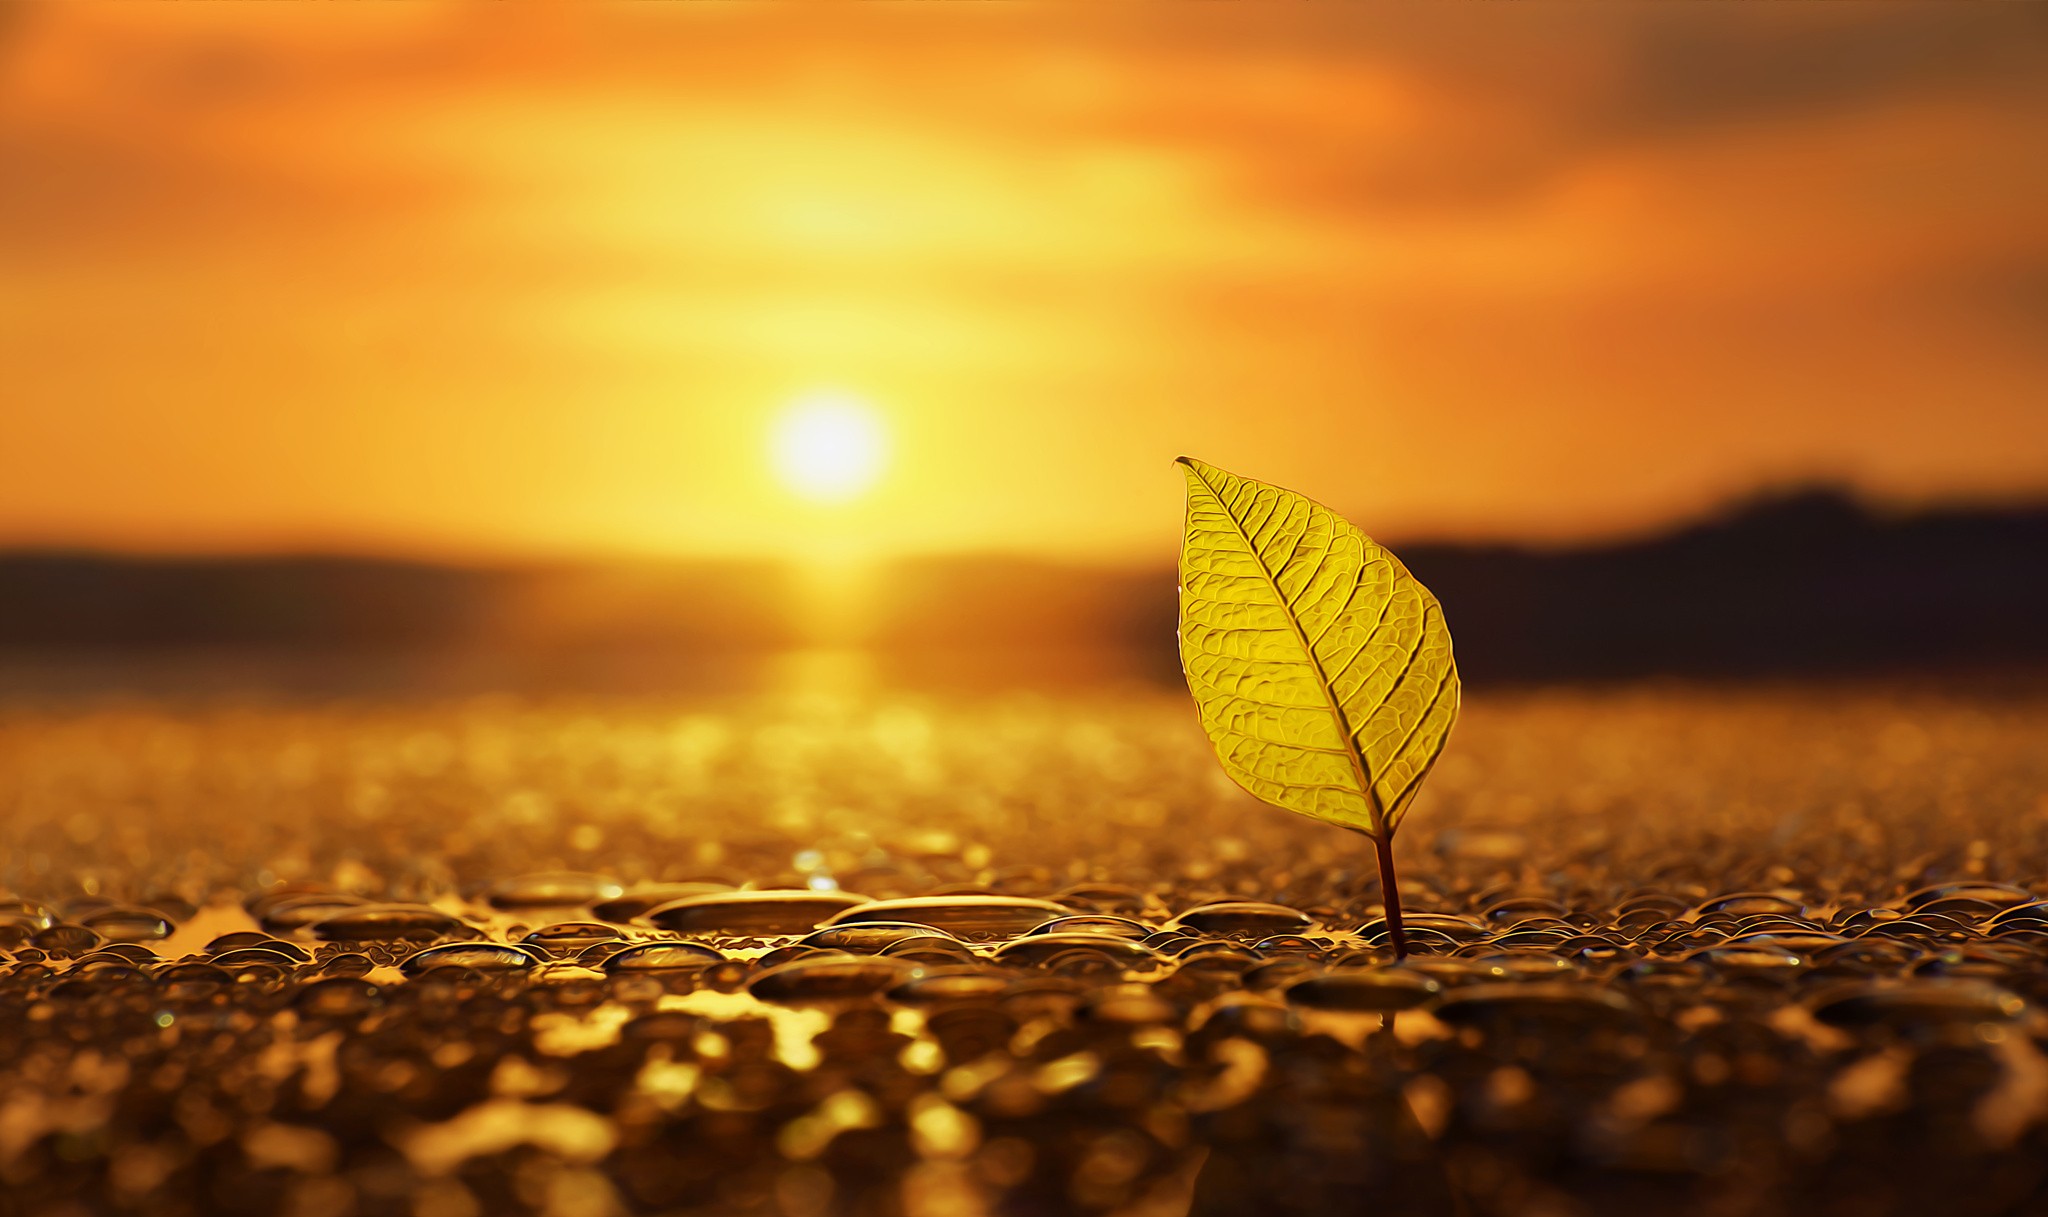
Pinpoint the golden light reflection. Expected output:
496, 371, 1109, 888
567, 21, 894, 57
788, 552, 883, 655
770, 391, 889, 505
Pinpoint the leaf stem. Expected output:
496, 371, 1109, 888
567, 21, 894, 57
1372, 830, 1408, 961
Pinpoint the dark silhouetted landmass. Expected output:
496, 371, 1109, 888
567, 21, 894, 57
0, 557, 803, 654
2, 488, 2044, 688
1398, 489, 2048, 683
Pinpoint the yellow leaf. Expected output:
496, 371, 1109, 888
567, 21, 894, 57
1176, 456, 1459, 838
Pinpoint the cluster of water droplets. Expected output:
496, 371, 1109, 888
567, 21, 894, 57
2, 684, 2046, 1215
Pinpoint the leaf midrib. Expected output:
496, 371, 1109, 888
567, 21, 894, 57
1184, 460, 1387, 831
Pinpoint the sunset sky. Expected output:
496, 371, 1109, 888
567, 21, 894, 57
3, 4, 2045, 563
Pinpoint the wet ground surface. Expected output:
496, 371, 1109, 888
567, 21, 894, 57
4, 680, 2048, 1217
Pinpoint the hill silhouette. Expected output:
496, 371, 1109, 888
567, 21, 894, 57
1398, 489, 2048, 682
1, 488, 2043, 687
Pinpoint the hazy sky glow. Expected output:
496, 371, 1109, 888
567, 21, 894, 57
4, 4, 2046, 561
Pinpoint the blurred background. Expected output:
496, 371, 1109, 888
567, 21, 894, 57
3, 3, 2045, 698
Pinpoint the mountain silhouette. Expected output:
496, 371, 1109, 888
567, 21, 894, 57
1, 487, 2043, 687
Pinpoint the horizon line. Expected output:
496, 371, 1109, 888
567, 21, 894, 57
0, 482, 2043, 571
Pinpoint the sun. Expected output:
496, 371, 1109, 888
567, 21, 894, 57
769, 390, 888, 504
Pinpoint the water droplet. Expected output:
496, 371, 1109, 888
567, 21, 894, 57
1286, 968, 1442, 1012
79, 907, 172, 942
1248, 934, 1324, 956
319, 952, 375, 977
210, 947, 308, 970
881, 937, 980, 966
1720, 930, 1844, 957
1173, 939, 1260, 960
602, 942, 727, 974
1729, 914, 1827, 936
1615, 907, 1680, 931
1851, 917, 1971, 944
159, 967, 229, 1002
1911, 898, 2004, 920
1025, 915, 1152, 940
751, 944, 819, 969
312, 904, 469, 943
1569, 941, 1634, 966
824, 896, 1073, 941
82, 942, 158, 965
648, 890, 871, 937
65, 959, 148, 983
1165, 902, 1311, 938
747, 953, 916, 1003
799, 923, 963, 953
1370, 912, 1490, 941
0, 901, 56, 932
73, 949, 153, 973
1694, 892, 1805, 918
520, 922, 625, 958
1901, 882, 2034, 912
31, 925, 101, 956
205, 931, 285, 956
1833, 906, 1903, 930
1623, 918, 1694, 942
1486, 928, 1577, 950
399, 942, 541, 976
993, 934, 1160, 968
263, 897, 379, 936
1985, 901, 2048, 932
551, 943, 615, 971
248, 937, 316, 963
